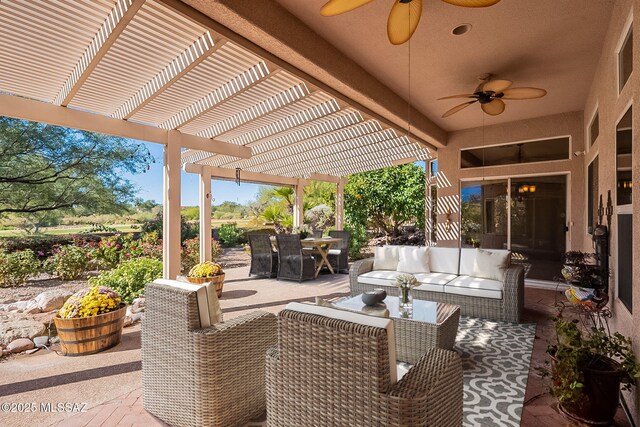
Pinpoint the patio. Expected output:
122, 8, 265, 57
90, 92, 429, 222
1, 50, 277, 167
0, 264, 629, 426
0, 0, 639, 425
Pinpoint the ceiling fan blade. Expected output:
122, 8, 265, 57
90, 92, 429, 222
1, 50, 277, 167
387, 0, 423, 45
442, 100, 477, 118
482, 79, 512, 93
441, 0, 501, 7
502, 87, 547, 99
437, 93, 476, 100
481, 99, 506, 116
320, 0, 374, 16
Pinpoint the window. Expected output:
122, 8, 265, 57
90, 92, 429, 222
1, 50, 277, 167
589, 111, 599, 146
616, 106, 632, 206
429, 160, 438, 177
587, 156, 598, 234
619, 26, 633, 92
460, 137, 570, 168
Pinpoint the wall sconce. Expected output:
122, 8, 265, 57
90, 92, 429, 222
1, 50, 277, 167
618, 180, 633, 189
574, 150, 585, 157
518, 184, 536, 194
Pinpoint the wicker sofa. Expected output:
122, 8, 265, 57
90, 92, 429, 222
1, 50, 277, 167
350, 246, 525, 323
266, 302, 463, 426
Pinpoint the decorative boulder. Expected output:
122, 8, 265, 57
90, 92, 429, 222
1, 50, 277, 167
7, 338, 34, 353
35, 289, 73, 312
0, 315, 47, 346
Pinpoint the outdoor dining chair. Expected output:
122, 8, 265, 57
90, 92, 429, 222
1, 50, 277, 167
275, 234, 316, 282
327, 229, 350, 273
248, 233, 278, 278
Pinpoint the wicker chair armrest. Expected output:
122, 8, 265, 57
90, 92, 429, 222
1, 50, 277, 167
388, 348, 463, 424
192, 310, 276, 337
389, 348, 462, 398
349, 257, 374, 296
502, 264, 525, 323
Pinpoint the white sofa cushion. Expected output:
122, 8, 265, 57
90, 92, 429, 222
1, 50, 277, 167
473, 249, 510, 281
445, 275, 503, 299
414, 272, 458, 286
397, 246, 430, 273
373, 246, 400, 271
358, 270, 402, 287
429, 247, 460, 275
153, 278, 223, 328
285, 302, 397, 384
328, 249, 341, 255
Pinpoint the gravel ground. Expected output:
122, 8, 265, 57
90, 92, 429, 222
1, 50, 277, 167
0, 247, 250, 304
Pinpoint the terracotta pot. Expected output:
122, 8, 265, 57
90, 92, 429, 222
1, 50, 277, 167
186, 273, 225, 298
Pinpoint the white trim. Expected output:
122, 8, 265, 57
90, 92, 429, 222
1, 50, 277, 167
460, 170, 570, 181
525, 279, 569, 291
459, 134, 572, 152
586, 155, 598, 235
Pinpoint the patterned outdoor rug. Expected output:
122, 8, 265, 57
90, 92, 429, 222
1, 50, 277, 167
455, 316, 537, 426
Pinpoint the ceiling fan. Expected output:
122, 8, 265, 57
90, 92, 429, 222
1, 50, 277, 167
439, 74, 547, 118
320, 0, 501, 45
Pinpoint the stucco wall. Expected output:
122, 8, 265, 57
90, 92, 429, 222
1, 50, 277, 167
581, 0, 638, 420
435, 111, 585, 252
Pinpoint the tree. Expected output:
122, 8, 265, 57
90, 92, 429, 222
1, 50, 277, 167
304, 180, 336, 210
344, 164, 425, 237
0, 117, 153, 216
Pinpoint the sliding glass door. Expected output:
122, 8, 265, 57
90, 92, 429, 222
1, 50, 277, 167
460, 175, 567, 281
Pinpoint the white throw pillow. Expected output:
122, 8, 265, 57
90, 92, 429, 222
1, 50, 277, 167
472, 249, 510, 281
373, 246, 400, 271
397, 246, 430, 273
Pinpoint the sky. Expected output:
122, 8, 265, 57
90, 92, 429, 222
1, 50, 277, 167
123, 141, 267, 207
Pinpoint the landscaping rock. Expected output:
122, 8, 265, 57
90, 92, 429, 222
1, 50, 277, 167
28, 310, 58, 327
131, 312, 143, 323
7, 338, 34, 353
35, 289, 72, 312
123, 316, 133, 328
25, 348, 40, 355
33, 336, 49, 348
23, 301, 41, 315
0, 315, 47, 346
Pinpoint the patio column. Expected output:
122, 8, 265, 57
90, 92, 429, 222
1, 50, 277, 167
335, 178, 345, 230
293, 179, 304, 227
199, 172, 212, 263
163, 130, 182, 279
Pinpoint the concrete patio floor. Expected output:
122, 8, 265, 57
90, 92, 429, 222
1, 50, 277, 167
0, 267, 632, 427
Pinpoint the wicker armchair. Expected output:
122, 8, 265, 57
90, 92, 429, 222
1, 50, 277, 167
266, 304, 463, 426
249, 233, 278, 278
275, 234, 316, 282
327, 229, 350, 273
142, 280, 277, 427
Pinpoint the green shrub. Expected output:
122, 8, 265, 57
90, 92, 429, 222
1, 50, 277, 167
181, 237, 222, 273
89, 257, 163, 304
0, 235, 74, 258
345, 223, 369, 261
0, 249, 39, 287
217, 223, 241, 246
44, 245, 90, 280
141, 212, 198, 242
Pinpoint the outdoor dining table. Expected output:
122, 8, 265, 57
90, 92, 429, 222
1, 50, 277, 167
270, 236, 342, 277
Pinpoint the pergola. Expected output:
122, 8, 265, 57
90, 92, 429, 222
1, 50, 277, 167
0, 0, 436, 278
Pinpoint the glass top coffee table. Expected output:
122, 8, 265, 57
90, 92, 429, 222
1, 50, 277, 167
335, 295, 460, 364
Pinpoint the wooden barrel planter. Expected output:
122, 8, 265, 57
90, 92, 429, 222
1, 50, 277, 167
186, 274, 225, 298
53, 303, 126, 356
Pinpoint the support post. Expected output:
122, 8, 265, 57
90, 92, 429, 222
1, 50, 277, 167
294, 180, 305, 228
335, 178, 345, 230
163, 130, 182, 279
199, 172, 212, 263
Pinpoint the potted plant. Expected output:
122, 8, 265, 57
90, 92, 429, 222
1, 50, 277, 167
187, 261, 225, 298
546, 305, 640, 425
54, 286, 126, 356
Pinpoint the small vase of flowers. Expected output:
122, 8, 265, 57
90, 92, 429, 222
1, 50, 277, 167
187, 261, 225, 297
395, 274, 418, 313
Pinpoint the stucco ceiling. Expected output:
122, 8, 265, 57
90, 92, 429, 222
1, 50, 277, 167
274, 0, 616, 132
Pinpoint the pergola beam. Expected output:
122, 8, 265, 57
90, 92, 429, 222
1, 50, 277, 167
55, 0, 146, 106
0, 94, 251, 159
184, 164, 299, 186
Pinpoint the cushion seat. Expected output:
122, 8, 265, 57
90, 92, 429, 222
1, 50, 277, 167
327, 248, 341, 255
358, 270, 403, 287
445, 275, 503, 299
358, 270, 457, 293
